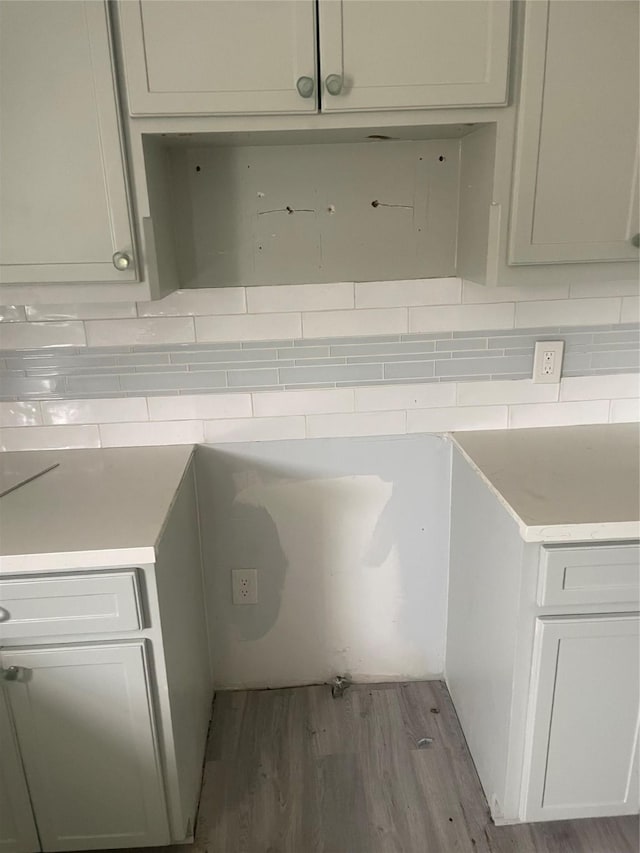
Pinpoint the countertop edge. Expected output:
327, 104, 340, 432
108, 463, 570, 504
0, 546, 157, 575
448, 434, 640, 545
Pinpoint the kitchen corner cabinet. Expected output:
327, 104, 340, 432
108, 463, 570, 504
508, 0, 640, 264
117, 0, 511, 116
0, 0, 137, 286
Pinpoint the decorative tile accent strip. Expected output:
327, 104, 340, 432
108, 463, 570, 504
0, 323, 638, 402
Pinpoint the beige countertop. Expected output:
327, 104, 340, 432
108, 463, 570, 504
0, 445, 194, 573
451, 423, 640, 543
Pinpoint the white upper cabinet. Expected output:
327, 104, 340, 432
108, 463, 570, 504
509, 0, 640, 264
318, 0, 511, 111
117, 0, 511, 116
118, 0, 318, 115
0, 1, 136, 285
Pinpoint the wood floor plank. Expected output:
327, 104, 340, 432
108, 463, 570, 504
92, 681, 638, 853
307, 684, 357, 758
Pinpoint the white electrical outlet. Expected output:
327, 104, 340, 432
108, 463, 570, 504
532, 340, 564, 383
232, 569, 258, 605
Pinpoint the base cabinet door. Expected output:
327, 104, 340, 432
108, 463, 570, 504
523, 614, 640, 821
0, 689, 40, 853
0, 641, 169, 852
509, 0, 639, 264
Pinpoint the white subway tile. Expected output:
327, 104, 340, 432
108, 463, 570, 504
621, 296, 639, 324
41, 398, 148, 425
569, 280, 639, 299
196, 312, 301, 342
0, 321, 86, 349
203, 416, 306, 443
137, 287, 246, 317
0, 401, 42, 427
85, 317, 195, 347
560, 373, 640, 402
147, 393, 252, 421
355, 278, 461, 308
409, 303, 514, 333
253, 388, 354, 417
247, 282, 353, 313
99, 420, 204, 447
25, 303, 137, 321
0, 306, 26, 322
508, 400, 610, 429
407, 406, 508, 433
515, 298, 621, 328
355, 382, 457, 412
609, 398, 640, 423
306, 410, 406, 438
302, 308, 407, 338
457, 378, 559, 406
462, 280, 569, 303
0, 425, 100, 452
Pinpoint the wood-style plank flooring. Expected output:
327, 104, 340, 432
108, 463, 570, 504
130, 681, 639, 853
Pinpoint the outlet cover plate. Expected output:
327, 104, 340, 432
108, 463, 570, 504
232, 568, 258, 605
532, 340, 564, 384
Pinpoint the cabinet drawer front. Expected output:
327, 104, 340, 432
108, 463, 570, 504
0, 570, 143, 639
539, 545, 640, 607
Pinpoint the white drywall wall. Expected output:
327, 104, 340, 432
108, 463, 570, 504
196, 434, 451, 689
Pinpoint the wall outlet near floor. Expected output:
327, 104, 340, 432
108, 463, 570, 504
532, 340, 564, 383
232, 569, 258, 605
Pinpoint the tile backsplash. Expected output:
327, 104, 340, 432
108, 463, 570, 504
1, 323, 638, 402
0, 277, 638, 450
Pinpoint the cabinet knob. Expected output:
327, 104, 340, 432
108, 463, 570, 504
296, 76, 315, 98
1, 666, 24, 682
112, 251, 131, 271
325, 74, 344, 96
631, 234, 640, 248
0, 606, 9, 622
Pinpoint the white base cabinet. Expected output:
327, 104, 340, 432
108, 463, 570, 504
0, 458, 211, 852
446, 449, 640, 825
523, 615, 640, 822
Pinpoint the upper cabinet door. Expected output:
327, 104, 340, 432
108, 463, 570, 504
509, 0, 640, 264
0, 1, 137, 285
118, 0, 318, 115
317, 0, 511, 111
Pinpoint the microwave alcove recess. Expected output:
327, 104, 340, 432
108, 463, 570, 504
142, 122, 495, 289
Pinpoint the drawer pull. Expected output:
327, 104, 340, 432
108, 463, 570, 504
0, 607, 9, 622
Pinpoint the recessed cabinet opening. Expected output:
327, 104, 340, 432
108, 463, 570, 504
143, 123, 497, 289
